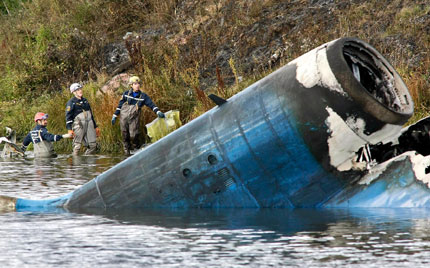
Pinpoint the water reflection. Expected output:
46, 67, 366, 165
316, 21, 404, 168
3, 155, 430, 266
0, 154, 125, 199
75, 208, 336, 233
31, 207, 430, 266
13, 205, 430, 237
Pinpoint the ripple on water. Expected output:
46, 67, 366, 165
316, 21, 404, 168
2, 157, 430, 267
0, 154, 124, 199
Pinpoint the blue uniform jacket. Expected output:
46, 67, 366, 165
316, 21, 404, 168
113, 90, 159, 116
65, 96, 97, 130
23, 125, 62, 146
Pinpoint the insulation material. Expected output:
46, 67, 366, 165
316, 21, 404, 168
146, 110, 181, 142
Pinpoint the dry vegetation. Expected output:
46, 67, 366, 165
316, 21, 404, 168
1, 0, 430, 153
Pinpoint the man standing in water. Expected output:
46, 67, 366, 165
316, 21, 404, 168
111, 76, 164, 155
22, 112, 72, 158
66, 83, 100, 155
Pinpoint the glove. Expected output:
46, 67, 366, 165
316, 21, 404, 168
0, 137, 10, 144
68, 130, 75, 138
20, 145, 27, 152
111, 115, 117, 125
95, 127, 100, 137
62, 133, 73, 139
157, 111, 165, 118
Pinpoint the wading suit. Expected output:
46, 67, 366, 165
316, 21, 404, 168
66, 96, 98, 155
114, 89, 160, 153
22, 125, 63, 158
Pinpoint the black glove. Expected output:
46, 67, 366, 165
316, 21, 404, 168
111, 115, 117, 125
157, 111, 165, 118
21, 145, 27, 152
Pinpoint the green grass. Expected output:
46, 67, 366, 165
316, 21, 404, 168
1, 0, 430, 153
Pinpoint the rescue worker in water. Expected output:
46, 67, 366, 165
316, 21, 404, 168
111, 76, 165, 155
66, 83, 100, 155
21, 112, 73, 158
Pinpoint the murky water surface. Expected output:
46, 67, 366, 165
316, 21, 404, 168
2, 155, 430, 267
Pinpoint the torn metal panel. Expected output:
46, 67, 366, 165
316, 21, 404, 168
324, 153, 430, 207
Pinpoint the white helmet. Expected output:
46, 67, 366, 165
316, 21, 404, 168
70, 83, 83, 93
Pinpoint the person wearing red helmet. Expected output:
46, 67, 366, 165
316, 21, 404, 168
22, 112, 72, 158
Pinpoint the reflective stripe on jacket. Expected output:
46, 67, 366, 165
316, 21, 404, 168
65, 96, 97, 130
114, 90, 159, 116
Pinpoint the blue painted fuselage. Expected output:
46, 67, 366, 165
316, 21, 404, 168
62, 64, 344, 209
11, 37, 424, 211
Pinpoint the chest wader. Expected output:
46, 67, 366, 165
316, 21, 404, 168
72, 111, 97, 155
120, 103, 141, 154
32, 131, 57, 158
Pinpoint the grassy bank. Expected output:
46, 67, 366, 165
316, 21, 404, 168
1, 0, 430, 153
0, 58, 255, 153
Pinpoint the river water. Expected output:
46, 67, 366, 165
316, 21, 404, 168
2, 155, 430, 267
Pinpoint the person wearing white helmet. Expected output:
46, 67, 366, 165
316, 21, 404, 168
111, 75, 165, 155
21, 112, 73, 158
65, 83, 100, 155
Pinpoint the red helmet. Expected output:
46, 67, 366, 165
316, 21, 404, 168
34, 112, 48, 122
